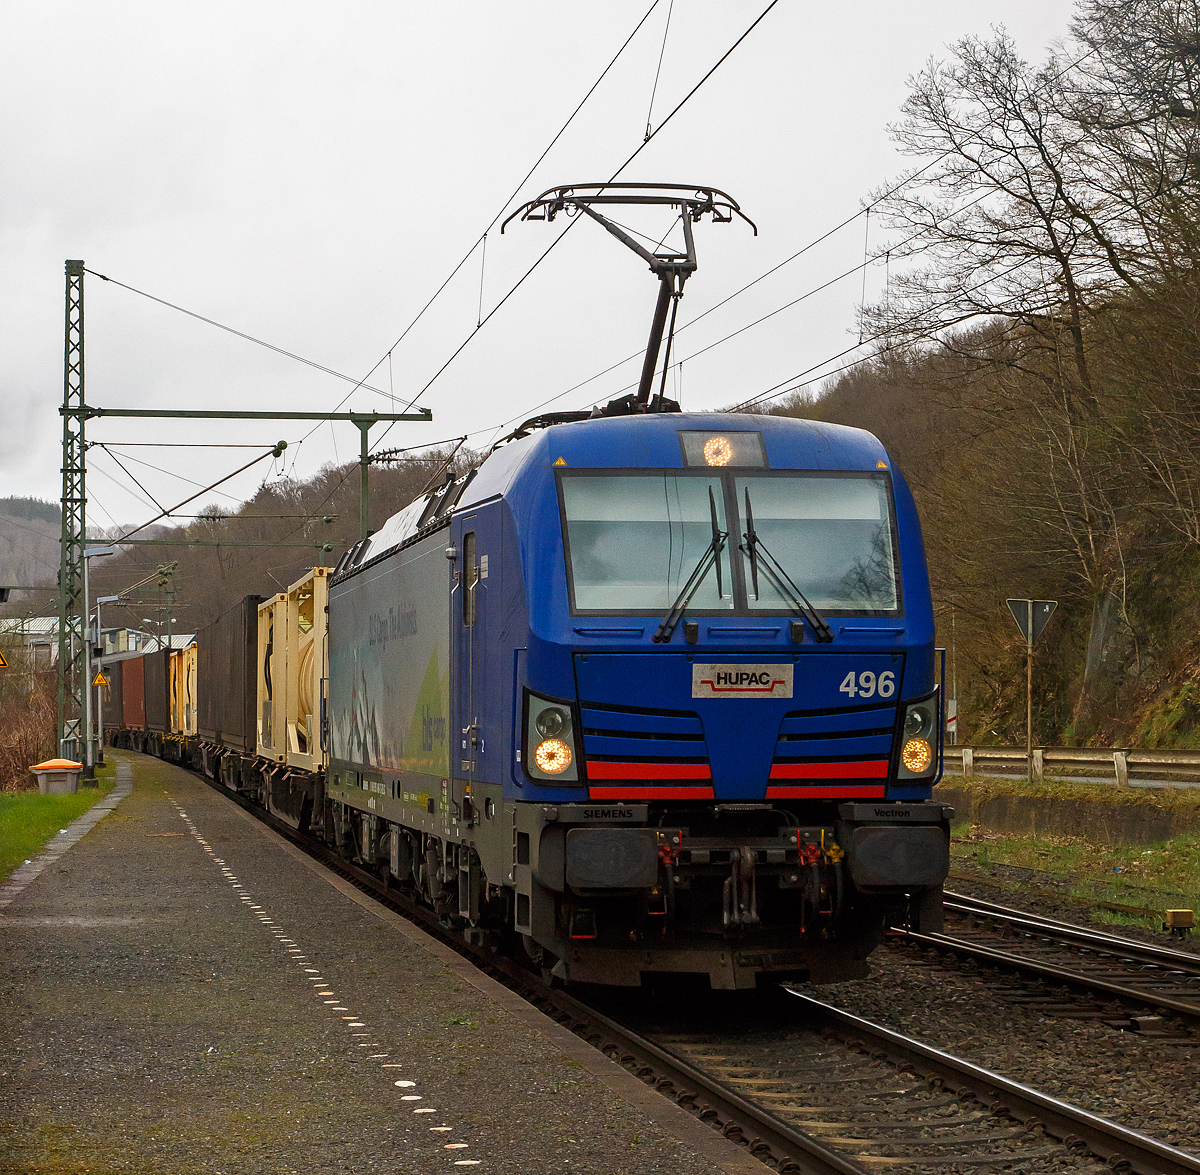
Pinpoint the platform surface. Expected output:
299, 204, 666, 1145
0, 751, 757, 1175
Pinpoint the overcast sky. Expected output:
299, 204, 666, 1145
2, 0, 1076, 530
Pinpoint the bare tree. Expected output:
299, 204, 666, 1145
1067, 0, 1200, 272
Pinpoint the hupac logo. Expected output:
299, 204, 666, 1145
692, 663, 793, 699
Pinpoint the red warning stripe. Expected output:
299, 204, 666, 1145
589, 786, 716, 800
766, 785, 886, 799
586, 761, 712, 779
769, 760, 888, 779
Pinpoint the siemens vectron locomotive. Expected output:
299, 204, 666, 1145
107, 408, 950, 990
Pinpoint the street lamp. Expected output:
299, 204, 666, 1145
141, 617, 164, 652
81, 545, 115, 778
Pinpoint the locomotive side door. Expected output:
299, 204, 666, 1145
452, 506, 501, 793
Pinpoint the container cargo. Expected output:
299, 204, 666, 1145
170, 642, 198, 736
256, 594, 287, 763
122, 653, 146, 729
196, 595, 262, 753
284, 567, 329, 774
144, 649, 170, 734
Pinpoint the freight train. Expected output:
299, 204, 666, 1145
104, 409, 951, 989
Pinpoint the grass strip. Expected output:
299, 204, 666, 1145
939, 772, 1200, 810
950, 821, 1200, 929
0, 761, 117, 881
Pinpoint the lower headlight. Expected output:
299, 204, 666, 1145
534, 738, 573, 774
901, 737, 932, 774
897, 688, 940, 779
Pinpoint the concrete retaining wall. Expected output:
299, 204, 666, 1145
934, 786, 1200, 847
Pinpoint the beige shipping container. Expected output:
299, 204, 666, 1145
256, 593, 287, 762
284, 567, 329, 773
170, 642, 198, 736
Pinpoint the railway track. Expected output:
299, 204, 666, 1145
200, 768, 1200, 1175
629, 990, 1200, 1174
889, 890, 1200, 1029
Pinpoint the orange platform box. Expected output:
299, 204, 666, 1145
29, 758, 83, 795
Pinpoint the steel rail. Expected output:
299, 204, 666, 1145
548, 986, 871, 1175
898, 927, 1200, 1021
944, 890, 1200, 974
786, 991, 1200, 1175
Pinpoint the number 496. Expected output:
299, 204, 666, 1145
840, 670, 895, 699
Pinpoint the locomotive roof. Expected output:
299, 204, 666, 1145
457, 411, 891, 512
337, 412, 891, 580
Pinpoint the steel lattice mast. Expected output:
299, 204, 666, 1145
56, 260, 87, 758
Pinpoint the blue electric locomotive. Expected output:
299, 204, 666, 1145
323, 408, 950, 989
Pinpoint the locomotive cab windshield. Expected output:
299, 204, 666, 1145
558, 465, 901, 618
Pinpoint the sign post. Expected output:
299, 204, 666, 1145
1006, 599, 1058, 781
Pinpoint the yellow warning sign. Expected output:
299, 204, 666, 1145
876, 460, 888, 469
92, 670, 109, 687
553, 457, 567, 466
0, 650, 7, 668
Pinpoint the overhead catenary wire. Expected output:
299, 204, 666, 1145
393, 0, 785, 428
88, 462, 162, 514
115, 445, 284, 543
370, 435, 471, 462
644, 0, 675, 141
733, 148, 1176, 417
83, 269, 399, 402
290, 0, 668, 458
484, 189, 1000, 434
97, 445, 165, 513
730, 253, 1079, 413
85, 1, 780, 522
95, 446, 244, 502
486, 41, 1104, 435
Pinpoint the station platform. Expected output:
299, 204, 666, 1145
0, 750, 760, 1175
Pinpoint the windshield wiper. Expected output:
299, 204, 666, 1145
741, 488, 834, 643
653, 487, 727, 643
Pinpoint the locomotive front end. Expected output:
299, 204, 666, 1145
505, 412, 950, 989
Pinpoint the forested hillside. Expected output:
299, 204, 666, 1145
0, 499, 59, 594
768, 0, 1200, 749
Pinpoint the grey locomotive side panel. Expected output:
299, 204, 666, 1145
329, 532, 450, 782
197, 595, 262, 751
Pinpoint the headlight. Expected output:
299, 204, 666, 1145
525, 691, 579, 783
536, 706, 568, 738
905, 705, 933, 738
534, 738, 572, 774
897, 690, 939, 779
901, 738, 933, 773
703, 436, 733, 466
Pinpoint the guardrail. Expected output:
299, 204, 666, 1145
944, 745, 1200, 787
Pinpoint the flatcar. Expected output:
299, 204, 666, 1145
106, 408, 950, 991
